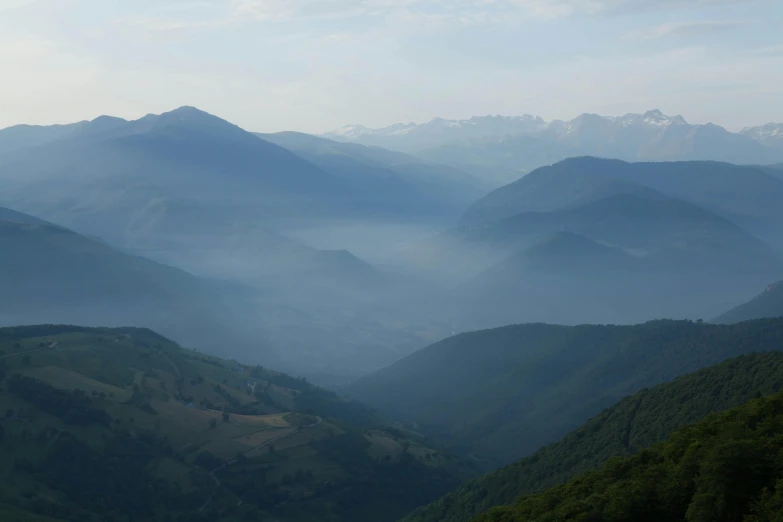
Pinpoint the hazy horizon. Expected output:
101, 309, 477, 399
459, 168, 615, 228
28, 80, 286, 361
1, 0, 781, 133
3, 104, 779, 136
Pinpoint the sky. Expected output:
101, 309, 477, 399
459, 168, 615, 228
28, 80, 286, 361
0, 0, 781, 133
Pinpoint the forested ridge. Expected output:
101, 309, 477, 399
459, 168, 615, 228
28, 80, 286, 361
351, 318, 783, 465
474, 389, 783, 522
401, 351, 783, 522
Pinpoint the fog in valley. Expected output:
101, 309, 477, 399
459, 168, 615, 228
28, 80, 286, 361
2, 108, 783, 385
2, 1, 783, 521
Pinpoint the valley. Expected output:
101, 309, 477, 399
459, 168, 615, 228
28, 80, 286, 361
2, 106, 783, 522
5, 1, 783, 519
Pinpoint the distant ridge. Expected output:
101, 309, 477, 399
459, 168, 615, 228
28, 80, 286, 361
327, 111, 783, 184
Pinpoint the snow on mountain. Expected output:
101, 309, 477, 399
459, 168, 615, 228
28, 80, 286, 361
326, 110, 690, 143
741, 123, 783, 148
325, 114, 547, 142
325, 110, 783, 182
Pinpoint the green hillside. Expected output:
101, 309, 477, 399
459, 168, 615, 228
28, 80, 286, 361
473, 389, 783, 522
401, 351, 783, 522
0, 325, 468, 522
715, 282, 783, 324
347, 319, 783, 466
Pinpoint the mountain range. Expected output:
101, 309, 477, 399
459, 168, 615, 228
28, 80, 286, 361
0, 107, 476, 247
0, 107, 472, 381
4, 107, 783, 383
393, 157, 783, 329
326, 111, 783, 184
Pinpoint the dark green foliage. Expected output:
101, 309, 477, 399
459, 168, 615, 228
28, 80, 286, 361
8, 375, 111, 427
35, 432, 188, 520
295, 388, 379, 428
351, 318, 783, 466
472, 391, 783, 522
193, 451, 223, 471
249, 430, 463, 522
402, 351, 783, 522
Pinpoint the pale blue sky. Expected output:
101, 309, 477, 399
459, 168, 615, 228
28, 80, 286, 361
1, 0, 781, 132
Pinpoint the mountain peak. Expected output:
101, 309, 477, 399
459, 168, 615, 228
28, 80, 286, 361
168, 105, 208, 115
90, 115, 127, 125
642, 109, 665, 119
150, 106, 254, 139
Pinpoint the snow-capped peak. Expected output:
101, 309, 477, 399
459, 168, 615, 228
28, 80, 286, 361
327, 124, 374, 138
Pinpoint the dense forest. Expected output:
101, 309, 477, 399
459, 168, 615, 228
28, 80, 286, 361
402, 351, 783, 522
474, 390, 783, 522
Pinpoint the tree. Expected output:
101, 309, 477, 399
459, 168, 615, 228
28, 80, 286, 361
209, 418, 217, 429
21, 355, 31, 366
222, 411, 230, 423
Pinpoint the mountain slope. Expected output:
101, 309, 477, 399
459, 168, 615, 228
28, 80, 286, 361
742, 123, 783, 149
394, 189, 782, 328
460, 157, 783, 251
0, 207, 273, 363
473, 389, 783, 522
714, 282, 783, 324
257, 131, 487, 215
0, 109, 451, 380
0, 121, 88, 156
401, 188, 779, 276
0, 325, 470, 522
462, 157, 783, 225
486, 231, 639, 274
0, 107, 349, 240
0, 107, 471, 244
401, 351, 783, 522
346, 319, 783, 466
325, 115, 547, 152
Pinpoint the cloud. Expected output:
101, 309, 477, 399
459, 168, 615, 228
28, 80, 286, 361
625, 20, 749, 39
